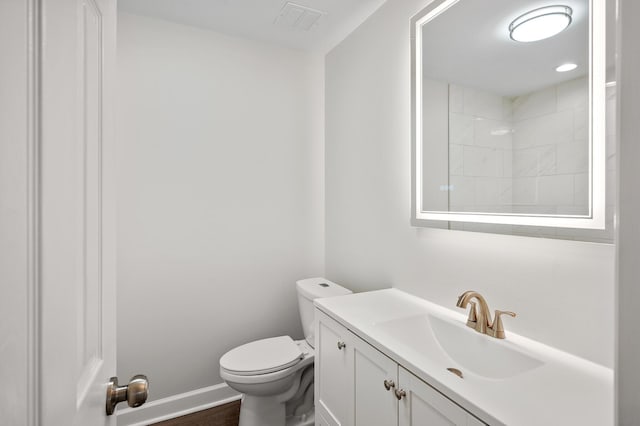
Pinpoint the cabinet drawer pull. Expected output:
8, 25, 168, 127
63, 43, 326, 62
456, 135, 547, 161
383, 379, 395, 391
337, 341, 346, 350
394, 388, 407, 400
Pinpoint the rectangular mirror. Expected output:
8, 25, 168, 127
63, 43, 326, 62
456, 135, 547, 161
411, 0, 608, 234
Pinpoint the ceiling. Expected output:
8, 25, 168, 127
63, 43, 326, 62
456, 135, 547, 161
421, 0, 589, 97
118, 0, 388, 52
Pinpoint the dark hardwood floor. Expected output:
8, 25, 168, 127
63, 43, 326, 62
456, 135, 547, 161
151, 400, 240, 426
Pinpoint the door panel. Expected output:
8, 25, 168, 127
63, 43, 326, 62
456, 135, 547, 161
76, 0, 105, 403
40, 0, 117, 424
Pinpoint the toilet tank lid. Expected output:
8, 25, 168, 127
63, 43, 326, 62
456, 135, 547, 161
296, 277, 352, 300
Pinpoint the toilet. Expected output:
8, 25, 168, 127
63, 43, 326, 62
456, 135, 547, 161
219, 277, 352, 426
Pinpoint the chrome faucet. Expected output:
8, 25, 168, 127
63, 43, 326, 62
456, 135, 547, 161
456, 291, 516, 339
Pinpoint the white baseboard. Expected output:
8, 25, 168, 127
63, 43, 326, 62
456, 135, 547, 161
116, 383, 241, 426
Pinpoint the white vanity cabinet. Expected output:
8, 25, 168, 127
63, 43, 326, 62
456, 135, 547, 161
315, 309, 487, 426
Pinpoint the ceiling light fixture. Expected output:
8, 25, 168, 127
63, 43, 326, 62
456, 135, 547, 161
556, 63, 578, 72
509, 5, 573, 42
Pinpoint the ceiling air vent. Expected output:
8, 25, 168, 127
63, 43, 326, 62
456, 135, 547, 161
274, 2, 326, 31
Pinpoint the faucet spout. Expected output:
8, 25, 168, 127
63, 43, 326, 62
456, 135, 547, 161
456, 291, 492, 334
456, 290, 474, 308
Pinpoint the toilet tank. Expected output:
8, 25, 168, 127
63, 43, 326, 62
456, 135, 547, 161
296, 277, 352, 348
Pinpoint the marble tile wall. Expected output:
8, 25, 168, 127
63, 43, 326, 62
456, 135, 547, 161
449, 77, 589, 215
511, 76, 589, 216
448, 84, 514, 213
447, 77, 616, 242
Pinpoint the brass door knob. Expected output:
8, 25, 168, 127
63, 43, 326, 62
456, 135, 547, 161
394, 388, 406, 400
337, 341, 346, 350
383, 379, 395, 391
106, 374, 149, 415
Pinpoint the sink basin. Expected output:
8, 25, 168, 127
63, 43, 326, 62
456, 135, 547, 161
373, 314, 544, 380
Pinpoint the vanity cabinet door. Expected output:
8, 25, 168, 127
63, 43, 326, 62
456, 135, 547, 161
315, 310, 354, 426
398, 367, 485, 426
352, 335, 398, 426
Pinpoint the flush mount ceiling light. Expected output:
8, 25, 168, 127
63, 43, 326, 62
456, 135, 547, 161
556, 63, 578, 72
509, 5, 573, 42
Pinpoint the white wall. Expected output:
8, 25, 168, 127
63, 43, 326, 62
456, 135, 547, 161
325, 0, 615, 367
116, 13, 324, 401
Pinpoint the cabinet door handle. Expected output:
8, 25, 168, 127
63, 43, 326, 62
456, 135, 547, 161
337, 341, 346, 350
394, 388, 407, 400
383, 379, 395, 391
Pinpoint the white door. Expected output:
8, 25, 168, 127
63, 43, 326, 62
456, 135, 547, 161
37, 0, 129, 424
2, 0, 147, 424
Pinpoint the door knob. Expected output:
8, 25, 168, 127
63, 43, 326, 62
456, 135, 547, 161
394, 388, 407, 400
337, 341, 346, 350
383, 379, 395, 391
106, 374, 149, 415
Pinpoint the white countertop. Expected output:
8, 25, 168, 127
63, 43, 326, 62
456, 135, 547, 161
315, 288, 613, 426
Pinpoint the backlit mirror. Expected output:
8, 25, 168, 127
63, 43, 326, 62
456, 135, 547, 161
411, 0, 610, 238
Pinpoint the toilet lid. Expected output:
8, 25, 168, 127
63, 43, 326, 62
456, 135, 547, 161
220, 336, 303, 376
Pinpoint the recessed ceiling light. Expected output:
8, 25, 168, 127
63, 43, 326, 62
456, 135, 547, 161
556, 63, 578, 72
509, 5, 573, 42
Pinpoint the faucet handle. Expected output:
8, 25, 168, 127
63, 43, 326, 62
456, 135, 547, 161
490, 310, 516, 339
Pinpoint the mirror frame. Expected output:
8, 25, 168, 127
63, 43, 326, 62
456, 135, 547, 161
411, 0, 606, 229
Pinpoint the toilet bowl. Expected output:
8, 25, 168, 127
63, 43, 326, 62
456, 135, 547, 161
220, 337, 315, 425
219, 278, 351, 426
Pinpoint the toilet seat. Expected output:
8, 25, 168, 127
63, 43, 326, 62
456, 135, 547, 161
220, 336, 304, 376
